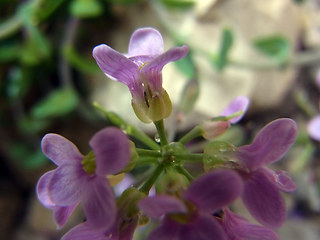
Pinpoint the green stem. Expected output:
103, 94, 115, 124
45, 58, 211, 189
136, 148, 162, 158
0, 14, 22, 39
130, 128, 161, 150
174, 153, 204, 162
154, 120, 168, 146
130, 158, 159, 166
93, 102, 160, 150
175, 165, 194, 181
178, 126, 202, 145
139, 164, 165, 194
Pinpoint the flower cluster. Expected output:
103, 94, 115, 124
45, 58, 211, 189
36, 27, 298, 240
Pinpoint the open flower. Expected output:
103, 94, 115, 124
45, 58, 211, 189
61, 187, 144, 240
201, 96, 250, 140
93, 27, 189, 123
36, 127, 131, 230
236, 118, 297, 228
218, 208, 279, 240
138, 170, 243, 240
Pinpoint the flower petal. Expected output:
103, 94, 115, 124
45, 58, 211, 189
147, 217, 180, 240
183, 170, 243, 213
237, 118, 297, 170
82, 177, 117, 230
61, 222, 112, 240
89, 127, 131, 176
307, 115, 320, 141
41, 134, 83, 166
36, 170, 55, 208
92, 44, 139, 86
242, 169, 286, 228
262, 167, 297, 192
54, 205, 77, 229
138, 195, 187, 220
128, 28, 164, 56
141, 45, 189, 75
220, 96, 250, 124
48, 164, 84, 206
221, 208, 279, 240
179, 213, 227, 240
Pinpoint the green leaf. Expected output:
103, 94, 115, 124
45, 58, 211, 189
9, 143, 48, 169
174, 51, 195, 78
0, 43, 20, 62
158, 0, 195, 8
6, 67, 31, 99
38, 0, 67, 20
213, 28, 233, 71
105, 0, 142, 5
178, 79, 199, 114
290, 143, 315, 173
70, 0, 103, 18
253, 35, 290, 63
31, 88, 78, 119
20, 24, 51, 65
0, 14, 22, 39
19, 116, 50, 134
63, 45, 100, 74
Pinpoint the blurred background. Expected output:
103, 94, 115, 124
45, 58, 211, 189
0, 0, 320, 239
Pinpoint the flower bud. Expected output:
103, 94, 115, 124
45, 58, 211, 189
203, 141, 236, 171
132, 88, 172, 123
117, 187, 146, 220
201, 120, 230, 140
155, 169, 189, 196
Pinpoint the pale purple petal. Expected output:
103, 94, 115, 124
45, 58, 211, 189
128, 28, 164, 56
138, 195, 187, 220
183, 170, 243, 213
220, 96, 250, 124
242, 170, 286, 228
89, 127, 131, 176
141, 45, 189, 74
54, 205, 77, 229
221, 208, 279, 240
82, 177, 116, 230
41, 134, 83, 166
147, 217, 180, 240
61, 222, 113, 240
237, 118, 297, 170
92, 44, 139, 86
307, 115, 320, 141
36, 170, 55, 208
113, 174, 135, 197
262, 167, 297, 192
179, 213, 227, 240
48, 164, 84, 206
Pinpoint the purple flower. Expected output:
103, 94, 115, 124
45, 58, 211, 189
236, 118, 297, 228
138, 170, 243, 240
307, 115, 320, 141
36, 127, 131, 230
218, 208, 279, 240
202, 96, 250, 140
61, 215, 136, 240
61, 187, 144, 240
92, 27, 189, 123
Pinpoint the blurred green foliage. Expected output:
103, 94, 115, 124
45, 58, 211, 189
253, 35, 291, 64
213, 28, 234, 71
